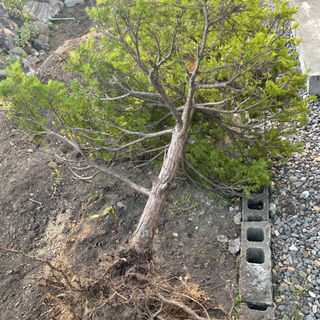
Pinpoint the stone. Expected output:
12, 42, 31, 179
234, 212, 241, 225
217, 235, 228, 243
314, 260, 320, 267
31, 21, 50, 36
299, 191, 310, 199
23, 1, 60, 20
38, 34, 49, 45
289, 176, 298, 183
33, 39, 49, 51
270, 202, 276, 213
0, 28, 17, 53
228, 238, 240, 255
0, 5, 19, 53
116, 202, 127, 210
10, 47, 28, 58
28, 56, 40, 65
38, 50, 46, 57
289, 244, 299, 252
26, 68, 35, 76
64, 0, 84, 7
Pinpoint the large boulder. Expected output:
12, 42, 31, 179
0, 4, 19, 53
23, 1, 61, 20
31, 21, 50, 36
0, 28, 16, 53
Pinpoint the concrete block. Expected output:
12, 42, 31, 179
288, 0, 320, 95
242, 188, 269, 222
239, 222, 272, 306
238, 303, 275, 320
239, 246, 273, 306
241, 221, 271, 247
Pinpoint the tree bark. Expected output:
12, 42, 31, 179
130, 125, 188, 260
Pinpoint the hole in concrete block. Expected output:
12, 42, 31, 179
247, 228, 264, 242
247, 215, 263, 222
246, 248, 264, 264
248, 200, 263, 210
246, 302, 268, 311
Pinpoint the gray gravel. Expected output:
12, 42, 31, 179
271, 93, 320, 320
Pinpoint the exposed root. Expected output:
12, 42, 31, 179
0, 246, 232, 320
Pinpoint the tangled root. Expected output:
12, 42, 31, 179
1, 247, 229, 320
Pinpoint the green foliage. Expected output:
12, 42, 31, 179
1, 0, 28, 14
14, 22, 38, 48
186, 139, 271, 195
0, 0, 313, 195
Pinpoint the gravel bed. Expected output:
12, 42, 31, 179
271, 93, 320, 320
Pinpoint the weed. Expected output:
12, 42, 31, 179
233, 305, 242, 315
52, 169, 62, 195
207, 193, 234, 209
289, 283, 313, 300
173, 177, 193, 188
235, 294, 242, 304
87, 194, 100, 204
168, 194, 199, 217
293, 310, 304, 320
14, 22, 38, 48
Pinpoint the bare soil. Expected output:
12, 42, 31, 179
0, 3, 241, 319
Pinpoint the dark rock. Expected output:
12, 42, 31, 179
31, 21, 50, 36
33, 39, 49, 51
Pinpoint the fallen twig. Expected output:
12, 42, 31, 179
29, 198, 43, 207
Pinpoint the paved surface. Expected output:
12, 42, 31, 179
289, 0, 320, 95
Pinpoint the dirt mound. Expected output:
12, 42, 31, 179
35, 31, 100, 86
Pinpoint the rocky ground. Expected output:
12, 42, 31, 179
271, 94, 320, 320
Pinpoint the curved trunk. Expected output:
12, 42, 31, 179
130, 125, 188, 260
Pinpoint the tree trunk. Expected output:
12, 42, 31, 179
130, 125, 188, 260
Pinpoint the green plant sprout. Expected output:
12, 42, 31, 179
86, 206, 116, 221
52, 169, 62, 195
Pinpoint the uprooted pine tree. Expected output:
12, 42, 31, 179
0, 0, 311, 260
